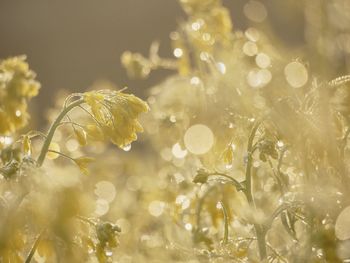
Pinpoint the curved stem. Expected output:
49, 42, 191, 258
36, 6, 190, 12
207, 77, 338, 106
208, 172, 244, 191
245, 121, 267, 260
219, 201, 229, 245
47, 150, 74, 161
37, 98, 84, 167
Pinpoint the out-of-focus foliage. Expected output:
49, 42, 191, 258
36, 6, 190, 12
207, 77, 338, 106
0, 56, 40, 137
2, 0, 350, 262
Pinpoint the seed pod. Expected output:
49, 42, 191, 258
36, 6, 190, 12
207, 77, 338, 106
74, 127, 87, 146
22, 135, 31, 156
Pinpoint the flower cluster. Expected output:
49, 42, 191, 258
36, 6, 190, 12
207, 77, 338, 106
83, 90, 149, 148
0, 56, 40, 135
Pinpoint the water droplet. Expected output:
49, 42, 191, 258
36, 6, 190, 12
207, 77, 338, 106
105, 249, 113, 257
216, 62, 226, 74
174, 172, 185, 184
190, 76, 201, 85
175, 195, 190, 210
66, 139, 79, 152
122, 144, 131, 151
185, 223, 192, 231
244, 0, 268, 23
216, 202, 223, 209
0, 136, 13, 146
95, 181, 116, 203
247, 68, 272, 88
15, 110, 22, 117
184, 124, 214, 155
172, 143, 188, 159
277, 140, 284, 148
284, 61, 308, 88
191, 22, 201, 31
169, 115, 177, 123
243, 41, 258, 56
245, 27, 260, 42
255, 53, 271, 68
200, 52, 209, 61
148, 200, 165, 217
225, 164, 233, 169
173, 48, 183, 58
94, 198, 109, 216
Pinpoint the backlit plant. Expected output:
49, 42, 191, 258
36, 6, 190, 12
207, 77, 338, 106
2, 0, 350, 262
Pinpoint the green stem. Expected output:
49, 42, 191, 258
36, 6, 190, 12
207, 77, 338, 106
208, 172, 244, 191
25, 229, 45, 263
37, 98, 84, 167
219, 201, 229, 245
47, 150, 75, 161
245, 121, 267, 260
245, 121, 260, 206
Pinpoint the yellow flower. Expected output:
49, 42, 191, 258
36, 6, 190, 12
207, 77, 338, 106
180, 0, 220, 14
83, 90, 149, 148
0, 56, 40, 135
121, 51, 151, 79
73, 156, 95, 175
85, 124, 105, 141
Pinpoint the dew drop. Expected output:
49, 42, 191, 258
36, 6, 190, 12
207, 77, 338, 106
244, 0, 268, 23
225, 164, 233, 169
185, 223, 193, 231
105, 249, 113, 257
243, 41, 258, 56
122, 144, 131, 151
95, 181, 116, 203
190, 76, 201, 85
245, 27, 260, 42
94, 198, 110, 216
216, 62, 226, 74
148, 200, 165, 217
191, 22, 201, 31
184, 124, 214, 155
173, 48, 183, 58
66, 139, 79, 152
169, 115, 177, 123
255, 53, 271, 68
172, 143, 188, 159
284, 61, 308, 88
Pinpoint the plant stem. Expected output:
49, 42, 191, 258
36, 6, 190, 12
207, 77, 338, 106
208, 172, 244, 191
245, 121, 267, 260
25, 229, 45, 263
245, 121, 260, 205
219, 201, 229, 245
37, 98, 84, 167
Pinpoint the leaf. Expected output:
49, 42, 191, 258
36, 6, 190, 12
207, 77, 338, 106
73, 156, 95, 175
280, 210, 297, 241
193, 168, 209, 184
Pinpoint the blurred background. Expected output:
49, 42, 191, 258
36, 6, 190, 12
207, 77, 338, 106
1, 0, 349, 126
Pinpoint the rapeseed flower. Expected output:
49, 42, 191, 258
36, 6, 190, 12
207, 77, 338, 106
0, 56, 40, 135
83, 90, 149, 148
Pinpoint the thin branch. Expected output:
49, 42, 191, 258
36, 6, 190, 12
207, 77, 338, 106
25, 229, 45, 263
